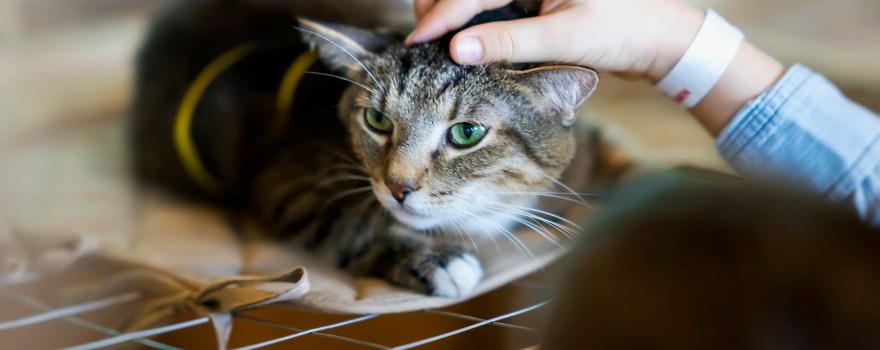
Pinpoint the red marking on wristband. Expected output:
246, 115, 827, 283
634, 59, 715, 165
673, 89, 691, 104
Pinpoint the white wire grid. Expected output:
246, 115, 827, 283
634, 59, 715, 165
0, 278, 552, 349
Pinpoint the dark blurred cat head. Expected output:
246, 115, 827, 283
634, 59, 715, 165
299, 19, 598, 231
544, 173, 880, 349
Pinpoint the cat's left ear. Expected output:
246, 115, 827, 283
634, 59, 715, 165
511, 66, 599, 126
297, 18, 395, 77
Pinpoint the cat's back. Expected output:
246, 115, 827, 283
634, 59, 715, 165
130, 0, 345, 201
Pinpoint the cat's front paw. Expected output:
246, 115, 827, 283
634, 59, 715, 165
391, 247, 483, 298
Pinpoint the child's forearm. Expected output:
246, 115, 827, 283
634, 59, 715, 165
715, 63, 880, 226
689, 42, 786, 136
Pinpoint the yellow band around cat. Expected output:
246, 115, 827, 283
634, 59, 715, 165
276, 50, 319, 128
174, 43, 318, 194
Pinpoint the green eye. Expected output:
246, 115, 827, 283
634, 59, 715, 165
448, 122, 488, 148
364, 108, 392, 134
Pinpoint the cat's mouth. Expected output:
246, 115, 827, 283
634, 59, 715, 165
392, 206, 430, 220
373, 188, 444, 229
385, 202, 445, 230
371, 180, 459, 230
395, 205, 424, 217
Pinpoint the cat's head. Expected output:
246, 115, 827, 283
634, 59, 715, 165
300, 19, 597, 232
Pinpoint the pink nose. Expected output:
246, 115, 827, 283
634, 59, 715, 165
384, 179, 419, 204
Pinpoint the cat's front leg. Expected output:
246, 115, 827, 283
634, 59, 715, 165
342, 225, 483, 298
385, 241, 483, 298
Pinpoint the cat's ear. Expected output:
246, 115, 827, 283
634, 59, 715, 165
296, 18, 395, 76
511, 66, 599, 126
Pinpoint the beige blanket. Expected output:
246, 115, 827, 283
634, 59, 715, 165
0, 112, 593, 348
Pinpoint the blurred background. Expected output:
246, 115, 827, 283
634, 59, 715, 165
0, 0, 878, 348
1, 0, 878, 173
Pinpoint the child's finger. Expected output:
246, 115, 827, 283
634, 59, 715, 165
406, 0, 513, 45
540, 0, 570, 14
450, 13, 569, 65
413, 0, 437, 20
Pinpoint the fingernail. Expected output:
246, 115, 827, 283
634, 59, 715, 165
455, 36, 483, 64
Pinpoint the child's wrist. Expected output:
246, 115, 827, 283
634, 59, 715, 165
691, 42, 785, 135
654, 9, 745, 108
645, 4, 705, 83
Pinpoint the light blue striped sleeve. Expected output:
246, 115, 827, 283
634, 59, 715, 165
716, 64, 880, 226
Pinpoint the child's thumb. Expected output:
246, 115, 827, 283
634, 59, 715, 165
450, 17, 567, 65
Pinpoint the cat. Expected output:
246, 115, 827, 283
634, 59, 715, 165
130, 0, 618, 297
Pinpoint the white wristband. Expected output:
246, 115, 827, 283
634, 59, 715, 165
656, 9, 744, 109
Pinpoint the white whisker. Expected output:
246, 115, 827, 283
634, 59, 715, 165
482, 191, 591, 207
450, 216, 479, 253
491, 201, 583, 231
445, 215, 467, 248
452, 196, 548, 260
459, 209, 535, 262
487, 203, 579, 241
305, 71, 375, 94
293, 26, 383, 89
453, 194, 571, 247
483, 190, 600, 199
540, 172, 592, 208
493, 210, 565, 248
489, 199, 582, 238
453, 210, 501, 253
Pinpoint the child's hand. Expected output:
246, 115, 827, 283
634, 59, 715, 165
407, 0, 704, 81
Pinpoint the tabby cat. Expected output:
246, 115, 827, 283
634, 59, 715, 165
131, 0, 609, 297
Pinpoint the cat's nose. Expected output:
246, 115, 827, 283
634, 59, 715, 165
385, 180, 419, 204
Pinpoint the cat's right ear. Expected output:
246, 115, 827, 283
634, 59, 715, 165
296, 18, 395, 77
510, 65, 599, 127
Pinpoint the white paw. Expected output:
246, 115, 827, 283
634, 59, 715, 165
428, 253, 483, 298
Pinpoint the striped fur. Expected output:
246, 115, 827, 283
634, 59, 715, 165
132, 0, 601, 297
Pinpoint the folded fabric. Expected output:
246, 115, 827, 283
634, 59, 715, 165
0, 116, 595, 348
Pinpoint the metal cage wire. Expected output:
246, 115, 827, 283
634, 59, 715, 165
0, 278, 552, 349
